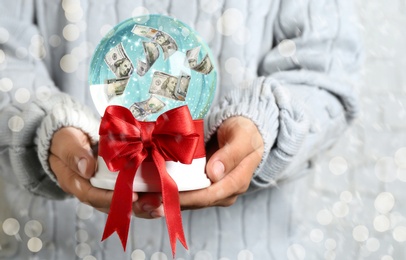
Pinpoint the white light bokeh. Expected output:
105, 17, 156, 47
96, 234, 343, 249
232, 26, 251, 45
2, 218, 20, 236
36, 86, 52, 101
195, 250, 213, 260
0, 27, 10, 44
278, 39, 296, 57
397, 167, 406, 182
65, 8, 83, 23
237, 250, 254, 260
8, 116, 24, 132
340, 191, 353, 203
71, 46, 87, 61
324, 250, 336, 260
62, 0, 81, 13
63, 24, 80, 41
181, 27, 190, 37
199, 0, 220, 14
151, 252, 167, 260
132, 7, 150, 23
75, 229, 89, 243
24, 220, 43, 238
374, 192, 395, 213
100, 24, 113, 37
75, 243, 91, 258
392, 226, 406, 242
375, 157, 397, 182
15, 88, 31, 104
131, 249, 146, 260
225, 57, 242, 74
27, 237, 43, 253
49, 35, 62, 47
373, 215, 390, 232
332, 201, 349, 218
287, 244, 306, 260
317, 209, 333, 225
0, 77, 13, 92
60, 54, 79, 73
29, 35, 46, 60
324, 239, 337, 250
310, 229, 324, 243
366, 237, 380, 252
195, 20, 215, 43
76, 203, 94, 220
381, 256, 394, 260
15, 47, 28, 59
0, 49, 5, 63
328, 156, 348, 175
352, 225, 369, 242
395, 147, 406, 168
217, 8, 244, 36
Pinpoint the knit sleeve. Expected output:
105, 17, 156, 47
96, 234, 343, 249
205, 0, 363, 190
0, 3, 99, 199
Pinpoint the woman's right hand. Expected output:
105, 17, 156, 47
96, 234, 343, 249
49, 127, 124, 213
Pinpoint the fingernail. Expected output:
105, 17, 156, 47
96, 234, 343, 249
78, 158, 87, 176
142, 204, 155, 212
213, 161, 225, 179
150, 206, 164, 218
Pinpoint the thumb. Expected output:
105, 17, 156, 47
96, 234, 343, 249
50, 127, 96, 179
205, 117, 263, 183
206, 140, 248, 183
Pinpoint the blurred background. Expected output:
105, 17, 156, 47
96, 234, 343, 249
1, 1, 406, 259
284, 1, 406, 259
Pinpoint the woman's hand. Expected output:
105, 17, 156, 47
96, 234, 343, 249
132, 116, 264, 218
179, 116, 264, 209
49, 127, 129, 213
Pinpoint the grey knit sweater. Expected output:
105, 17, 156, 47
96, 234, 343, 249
0, 0, 362, 259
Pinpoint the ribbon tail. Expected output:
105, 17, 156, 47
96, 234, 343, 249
102, 161, 140, 250
152, 149, 188, 258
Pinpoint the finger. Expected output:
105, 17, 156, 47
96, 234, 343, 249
206, 117, 263, 183
180, 149, 261, 210
133, 193, 163, 219
51, 127, 96, 179
50, 154, 113, 209
206, 139, 252, 183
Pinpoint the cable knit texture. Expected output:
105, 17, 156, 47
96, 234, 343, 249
0, 0, 362, 259
36, 94, 100, 184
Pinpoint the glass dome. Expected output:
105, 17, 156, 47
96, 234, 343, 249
89, 15, 217, 121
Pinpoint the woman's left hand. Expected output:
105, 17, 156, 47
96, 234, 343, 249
132, 116, 264, 218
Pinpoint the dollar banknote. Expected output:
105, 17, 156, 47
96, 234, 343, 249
136, 42, 159, 76
152, 31, 178, 60
131, 25, 158, 39
104, 43, 134, 78
185, 46, 214, 75
149, 71, 181, 100
149, 71, 170, 93
185, 46, 201, 68
133, 25, 178, 60
104, 77, 129, 99
129, 96, 166, 120
148, 71, 192, 101
174, 72, 191, 101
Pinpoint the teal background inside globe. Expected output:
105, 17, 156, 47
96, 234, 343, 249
89, 15, 217, 120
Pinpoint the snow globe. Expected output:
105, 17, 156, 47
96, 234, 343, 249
89, 14, 217, 193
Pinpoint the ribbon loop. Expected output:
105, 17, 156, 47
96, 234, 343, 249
99, 105, 203, 257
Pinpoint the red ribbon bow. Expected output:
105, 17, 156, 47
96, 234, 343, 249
99, 105, 204, 257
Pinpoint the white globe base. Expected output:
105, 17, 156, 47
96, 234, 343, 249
90, 157, 211, 192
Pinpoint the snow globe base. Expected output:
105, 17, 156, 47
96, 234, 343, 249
90, 157, 211, 192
